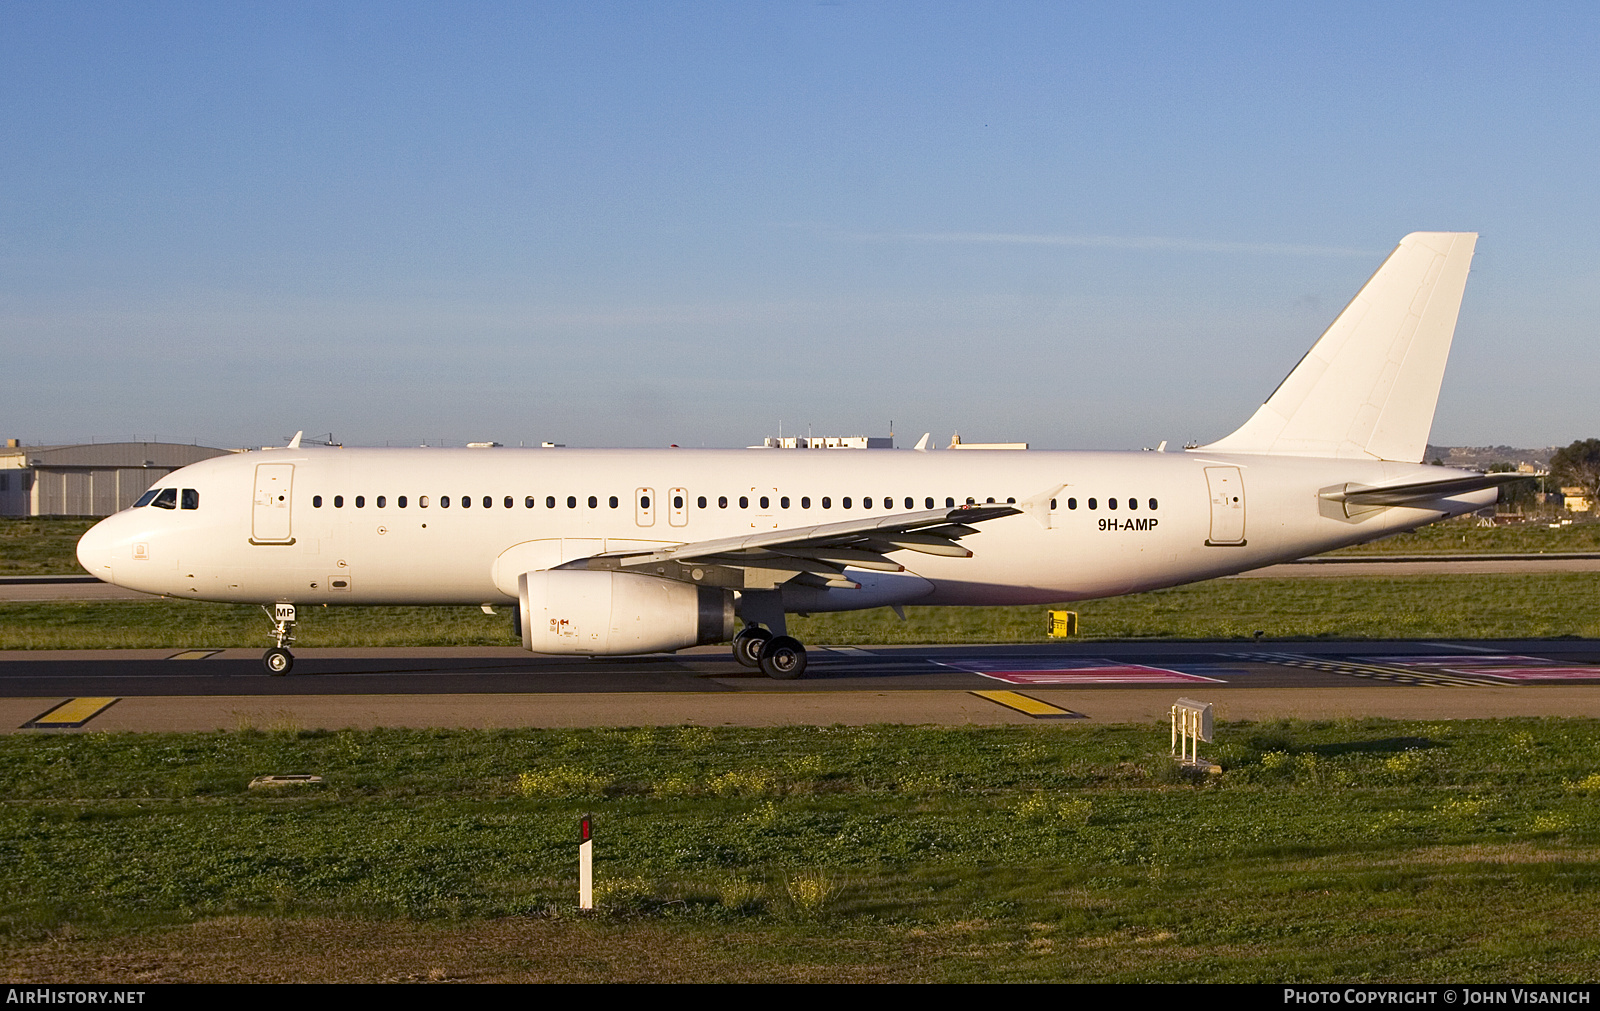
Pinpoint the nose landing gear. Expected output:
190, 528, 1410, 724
262, 602, 297, 675
264, 647, 293, 675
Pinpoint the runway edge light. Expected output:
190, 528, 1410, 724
1171, 698, 1220, 774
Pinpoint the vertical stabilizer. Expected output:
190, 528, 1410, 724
1199, 232, 1477, 462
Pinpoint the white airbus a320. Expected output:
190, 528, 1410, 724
78, 232, 1520, 678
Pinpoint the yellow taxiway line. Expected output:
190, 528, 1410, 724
969, 690, 1082, 719
25, 697, 121, 729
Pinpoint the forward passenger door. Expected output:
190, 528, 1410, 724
251, 464, 295, 544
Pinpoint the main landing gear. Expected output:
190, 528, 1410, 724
262, 602, 297, 675
732, 625, 809, 679
732, 590, 807, 679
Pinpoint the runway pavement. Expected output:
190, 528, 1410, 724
4, 638, 1598, 733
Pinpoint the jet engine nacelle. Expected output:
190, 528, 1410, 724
518, 569, 734, 655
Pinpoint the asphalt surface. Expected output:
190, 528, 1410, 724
5, 639, 1600, 696
4, 639, 1598, 732
5, 562, 1598, 731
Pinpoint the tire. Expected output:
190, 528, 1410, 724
264, 647, 294, 676
759, 636, 807, 680
733, 627, 772, 668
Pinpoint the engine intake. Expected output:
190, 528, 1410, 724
518, 569, 734, 655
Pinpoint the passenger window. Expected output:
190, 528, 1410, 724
180, 489, 199, 510
526, 497, 535, 508
1108, 498, 1117, 510
547, 496, 556, 508
739, 496, 748, 509
567, 496, 577, 509
1128, 498, 1138, 510
759, 496, 769, 509
640, 495, 650, 509
966, 497, 975, 505
355, 496, 365, 508
461, 496, 471, 508
1150, 498, 1159, 510
398, 496, 407, 508
334, 495, 344, 508
698, 496, 707, 509
675, 494, 686, 509
801, 497, 810, 509
1068, 498, 1077, 510
1088, 498, 1097, 510
504, 496, 512, 509
822, 497, 831, 509
312, 495, 323, 508
482, 496, 490, 509
610, 496, 619, 509
925, 497, 934, 509
905, 497, 913, 509
718, 496, 728, 508
862, 497, 871, 510
843, 497, 852, 509
420, 496, 430, 508
588, 496, 598, 508
377, 496, 386, 508
440, 496, 449, 508
946, 498, 954, 508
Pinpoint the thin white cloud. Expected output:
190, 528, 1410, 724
838, 228, 1379, 258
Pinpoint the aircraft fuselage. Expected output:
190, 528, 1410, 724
76, 445, 1494, 609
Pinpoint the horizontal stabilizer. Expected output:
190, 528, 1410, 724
1201, 232, 1478, 462
1320, 472, 1533, 507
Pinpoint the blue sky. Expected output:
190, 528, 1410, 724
3, 2, 1596, 450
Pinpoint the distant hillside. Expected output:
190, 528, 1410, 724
1423, 445, 1553, 470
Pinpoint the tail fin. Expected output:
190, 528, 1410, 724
1199, 232, 1477, 462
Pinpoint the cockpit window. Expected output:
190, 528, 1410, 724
181, 489, 199, 510
134, 489, 161, 508
150, 488, 177, 510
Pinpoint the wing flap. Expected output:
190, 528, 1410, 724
556, 504, 1021, 590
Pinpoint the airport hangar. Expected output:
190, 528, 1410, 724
0, 441, 233, 517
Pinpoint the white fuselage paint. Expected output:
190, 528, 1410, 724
76, 446, 1495, 609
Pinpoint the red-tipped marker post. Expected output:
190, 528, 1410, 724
579, 814, 593, 910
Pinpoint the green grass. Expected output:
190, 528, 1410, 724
3, 719, 1600, 981
4, 572, 1598, 649
0, 517, 94, 575
1326, 516, 1600, 555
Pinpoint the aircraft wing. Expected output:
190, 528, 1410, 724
1320, 472, 1535, 507
557, 504, 1022, 589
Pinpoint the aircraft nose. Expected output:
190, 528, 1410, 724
76, 519, 115, 581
